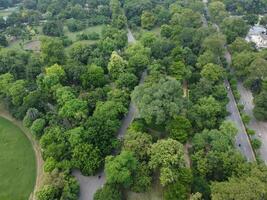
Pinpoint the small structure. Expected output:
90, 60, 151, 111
246, 25, 267, 49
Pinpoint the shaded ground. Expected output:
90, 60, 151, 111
24, 40, 41, 52
0, 104, 44, 200
0, 116, 36, 200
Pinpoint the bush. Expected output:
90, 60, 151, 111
66, 19, 85, 32
37, 185, 59, 200
77, 32, 100, 41
247, 129, 255, 136
241, 113, 251, 125
251, 138, 262, 150
237, 103, 244, 111
30, 118, 46, 138
94, 184, 122, 200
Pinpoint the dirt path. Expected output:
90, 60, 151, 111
0, 104, 44, 200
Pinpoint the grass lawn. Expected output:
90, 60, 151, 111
0, 116, 36, 200
64, 25, 104, 41
127, 178, 163, 200
0, 6, 19, 17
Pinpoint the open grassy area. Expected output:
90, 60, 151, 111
0, 116, 36, 200
127, 178, 163, 200
0, 6, 18, 17
64, 25, 104, 41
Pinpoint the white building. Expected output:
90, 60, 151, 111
246, 25, 267, 49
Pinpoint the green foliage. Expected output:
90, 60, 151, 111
23, 108, 40, 128
254, 91, 267, 121
211, 165, 267, 200
189, 96, 223, 130
163, 181, 188, 200
59, 98, 88, 122
37, 185, 59, 200
72, 143, 101, 176
166, 116, 192, 144
132, 77, 184, 125
81, 64, 106, 89
221, 17, 249, 43
40, 37, 65, 65
108, 51, 129, 80
200, 63, 225, 84
94, 184, 122, 200
123, 129, 152, 161
141, 11, 156, 30
208, 1, 229, 24
149, 139, 185, 186
43, 21, 64, 37
251, 138, 262, 150
105, 151, 137, 187
30, 118, 46, 138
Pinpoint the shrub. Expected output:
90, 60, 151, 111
251, 138, 262, 150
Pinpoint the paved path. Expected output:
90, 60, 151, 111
238, 82, 267, 163
73, 29, 148, 200
202, 0, 255, 162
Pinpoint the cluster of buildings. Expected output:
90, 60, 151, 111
246, 25, 267, 49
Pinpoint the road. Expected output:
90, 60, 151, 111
238, 82, 267, 163
202, 0, 255, 162
73, 29, 147, 200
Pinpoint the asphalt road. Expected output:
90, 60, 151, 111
202, 0, 255, 162
238, 82, 267, 163
225, 79, 255, 161
73, 29, 148, 200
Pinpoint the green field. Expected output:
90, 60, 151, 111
0, 117, 36, 200
64, 25, 104, 41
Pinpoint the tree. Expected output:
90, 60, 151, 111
211, 176, 266, 200
123, 129, 152, 160
254, 91, 267, 120
169, 61, 191, 81
8, 80, 27, 106
208, 1, 229, 24
161, 24, 172, 38
0, 34, 8, 47
189, 96, 223, 130
141, 11, 156, 30
40, 37, 65, 65
221, 17, 249, 43
231, 51, 255, 78
132, 77, 184, 125
30, 118, 46, 138
171, 8, 202, 28
36, 185, 59, 200
0, 73, 14, 96
115, 72, 138, 90
125, 42, 150, 74
59, 98, 88, 122
81, 64, 106, 89
108, 51, 129, 80
23, 108, 41, 128
228, 37, 254, 54
105, 151, 137, 187
244, 58, 267, 92
202, 33, 226, 57
43, 21, 64, 37
149, 139, 185, 186
94, 184, 122, 200
166, 116, 192, 144
72, 143, 101, 176
200, 63, 225, 83
163, 181, 188, 200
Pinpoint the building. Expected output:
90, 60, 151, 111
246, 25, 267, 49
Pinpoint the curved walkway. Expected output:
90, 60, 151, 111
73, 29, 148, 200
0, 104, 44, 200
